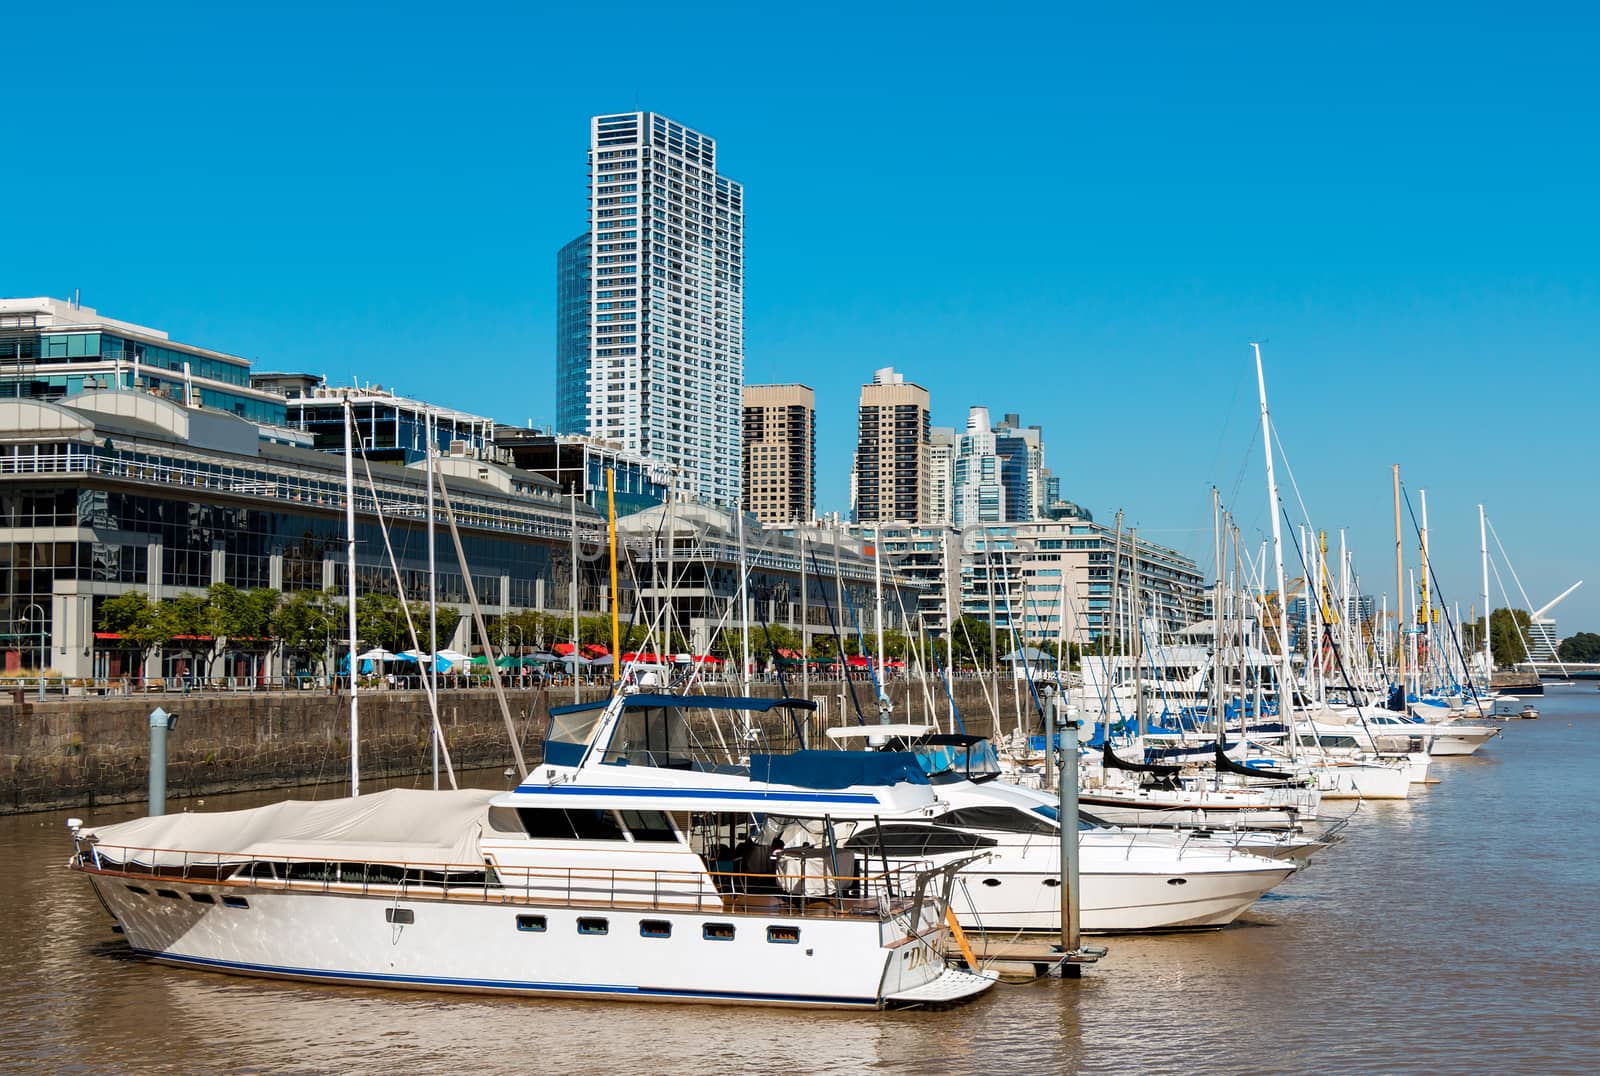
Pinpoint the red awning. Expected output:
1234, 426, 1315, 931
845, 655, 872, 668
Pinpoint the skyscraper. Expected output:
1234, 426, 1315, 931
993, 412, 1047, 522
742, 383, 815, 524
927, 426, 956, 526
568, 111, 745, 506
854, 366, 930, 524
953, 405, 1005, 527
555, 233, 590, 435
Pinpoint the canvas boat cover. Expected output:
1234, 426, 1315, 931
81, 788, 499, 869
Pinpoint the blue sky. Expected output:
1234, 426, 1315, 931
6, 2, 1598, 633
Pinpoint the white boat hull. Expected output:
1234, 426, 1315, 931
85, 876, 980, 1009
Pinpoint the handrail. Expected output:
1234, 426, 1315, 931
72, 841, 939, 922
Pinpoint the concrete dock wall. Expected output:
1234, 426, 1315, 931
2, 678, 1027, 813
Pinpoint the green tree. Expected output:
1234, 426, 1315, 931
1558, 631, 1600, 663
97, 592, 163, 671
272, 590, 340, 673
1489, 607, 1531, 666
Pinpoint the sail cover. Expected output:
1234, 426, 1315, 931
81, 788, 499, 869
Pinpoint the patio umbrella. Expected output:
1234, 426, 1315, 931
356, 648, 396, 662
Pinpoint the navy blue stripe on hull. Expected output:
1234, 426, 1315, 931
131, 949, 880, 1008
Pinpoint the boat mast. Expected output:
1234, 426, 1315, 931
1210, 491, 1223, 749
1253, 343, 1295, 760
425, 409, 439, 790
736, 503, 751, 695
1427, 486, 1440, 688
343, 397, 360, 797
873, 522, 888, 720
1392, 465, 1406, 708
1131, 526, 1144, 749
570, 480, 580, 704
1479, 504, 1492, 681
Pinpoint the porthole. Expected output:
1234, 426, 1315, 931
1042, 878, 1061, 888
385, 908, 415, 924
767, 926, 800, 944
981, 878, 1002, 888
516, 914, 547, 933
640, 919, 672, 938
703, 922, 735, 941
125, 885, 149, 895
578, 917, 609, 936
156, 889, 181, 900
222, 896, 250, 909
1166, 878, 1188, 886
189, 892, 216, 905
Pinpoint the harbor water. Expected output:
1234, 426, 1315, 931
3, 690, 1598, 1073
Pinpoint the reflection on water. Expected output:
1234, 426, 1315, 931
5, 693, 1600, 1073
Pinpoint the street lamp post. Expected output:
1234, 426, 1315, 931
22, 602, 46, 702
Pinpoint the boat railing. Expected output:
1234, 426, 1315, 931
71, 841, 939, 922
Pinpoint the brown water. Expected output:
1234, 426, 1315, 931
4, 691, 1599, 1074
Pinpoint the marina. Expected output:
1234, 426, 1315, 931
4, 689, 1596, 1071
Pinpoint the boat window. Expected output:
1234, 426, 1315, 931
940, 806, 1056, 835
602, 706, 693, 769
385, 908, 415, 925
517, 808, 628, 841
285, 862, 339, 883
125, 885, 149, 895
843, 825, 996, 858
516, 914, 547, 933
620, 809, 678, 842
485, 807, 527, 836
640, 919, 672, 938
156, 888, 182, 899
702, 922, 735, 941
767, 926, 800, 944
241, 861, 281, 881
189, 892, 216, 904
222, 896, 249, 909
547, 705, 606, 748
577, 917, 609, 935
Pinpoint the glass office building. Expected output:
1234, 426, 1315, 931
0, 391, 610, 682
555, 233, 591, 436
1, 297, 289, 426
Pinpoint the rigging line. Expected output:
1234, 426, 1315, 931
1267, 421, 1322, 561
1398, 486, 1487, 716
353, 434, 458, 789
890, 582, 937, 727
926, 629, 966, 734
995, 549, 1046, 730
1484, 548, 1537, 672
956, 614, 1002, 724
807, 545, 865, 724
752, 586, 806, 743
841, 581, 888, 709
433, 458, 528, 779
1278, 508, 1350, 749
1485, 515, 1568, 676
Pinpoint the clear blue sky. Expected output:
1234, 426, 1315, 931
7, 2, 1598, 634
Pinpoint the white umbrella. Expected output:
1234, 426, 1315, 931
357, 647, 396, 662
435, 649, 470, 664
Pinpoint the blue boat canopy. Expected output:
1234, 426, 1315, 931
750, 750, 929, 790
548, 693, 817, 718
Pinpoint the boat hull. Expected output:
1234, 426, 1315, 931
84, 876, 983, 1010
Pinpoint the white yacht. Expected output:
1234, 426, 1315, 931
68, 693, 995, 1010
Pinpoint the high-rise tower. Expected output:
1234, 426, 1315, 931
572, 112, 745, 506
854, 366, 930, 524
742, 384, 815, 524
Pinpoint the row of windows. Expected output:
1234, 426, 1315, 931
517, 914, 796, 944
